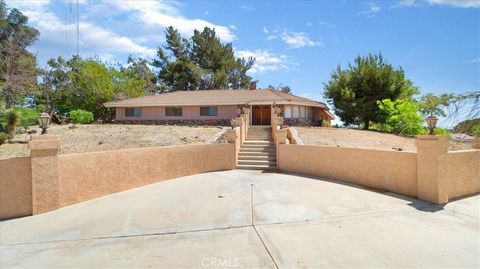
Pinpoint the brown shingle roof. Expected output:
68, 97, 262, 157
105, 89, 329, 109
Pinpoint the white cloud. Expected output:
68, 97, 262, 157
427, 0, 480, 8
280, 30, 324, 48
393, 0, 480, 8
239, 4, 255, 11
469, 58, 480, 63
5, 0, 50, 9
109, 0, 235, 42
12, 2, 155, 61
399, 0, 417, 6
390, 0, 418, 8
235, 49, 291, 74
229, 25, 237, 30
358, 2, 381, 17
318, 21, 335, 28
5, 0, 237, 65
263, 27, 323, 48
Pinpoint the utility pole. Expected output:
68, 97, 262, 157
76, 0, 79, 56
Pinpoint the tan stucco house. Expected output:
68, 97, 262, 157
104, 89, 334, 126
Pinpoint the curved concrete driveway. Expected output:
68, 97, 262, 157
1, 170, 479, 268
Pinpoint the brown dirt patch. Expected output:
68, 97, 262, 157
297, 127, 474, 152
0, 124, 225, 159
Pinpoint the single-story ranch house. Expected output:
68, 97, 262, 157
104, 89, 334, 126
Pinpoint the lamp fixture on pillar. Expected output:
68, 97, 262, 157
37, 112, 51, 135
426, 115, 438, 135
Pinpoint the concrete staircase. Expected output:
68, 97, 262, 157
237, 126, 277, 170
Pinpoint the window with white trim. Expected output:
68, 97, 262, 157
284, 106, 292, 118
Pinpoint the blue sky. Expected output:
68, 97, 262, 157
6, 0, 480, 108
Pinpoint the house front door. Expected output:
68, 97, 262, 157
252, 105, 271, 125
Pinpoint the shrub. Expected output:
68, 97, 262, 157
433, 128, 451, 136
69, 109, 94, 124
13, 108, 39, 130
0, 133, 9, 145
322, 121, 331, 128
472, 124, 480, 138
5, 110, 19, 135
377, 99, 424, 136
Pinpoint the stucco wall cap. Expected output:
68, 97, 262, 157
29, 136, 60, 150
30, 135, 60, 141
415, 135, 448, 141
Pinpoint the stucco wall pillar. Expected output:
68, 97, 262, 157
415, 135, 449, 204
474, 138, 480, 149
276, 128, 288, 169
271, 115, 278, 143
226, 128, 240, 167
234, 117, 245, 145
28, 135, 60, 214
242, 114, 249, 135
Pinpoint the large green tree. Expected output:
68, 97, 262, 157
126, 56, 159, 94
0, 0, 39, 108
324, 53, 418, 129
153, 26, 255, 91
153, 26, 201, 91
37, 57, 71, 115
418, 93, 453, 117
191, 27, 254, 89
37, 56, 146, 120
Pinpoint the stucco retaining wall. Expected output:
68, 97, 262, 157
0, 157, 32, 219
58, 144, 235, 206
446, 150, 480, 199
278, 144, 418, 197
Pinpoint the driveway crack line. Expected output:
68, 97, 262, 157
0, 224, 252, 247
250, 183, 279, 269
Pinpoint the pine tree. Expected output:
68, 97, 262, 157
324, 53, 418, 129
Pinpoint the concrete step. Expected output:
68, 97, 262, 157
239, 150, 275, 155
243, 141, 273, 145
240, 145, 276, 152
236, 164, 277, 170
238, 155, 276, 161
240, 147, 275, 151
239, 151, 275, 156
242, 141, 275, 148
247, 134, 272, 137
238, 160, 277, 166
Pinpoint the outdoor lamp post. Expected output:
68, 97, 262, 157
37, 112, 51, 135
426, 115, 438, 135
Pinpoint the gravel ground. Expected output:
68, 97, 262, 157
0, 124, 226, 159
297, 127, 474, 152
